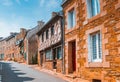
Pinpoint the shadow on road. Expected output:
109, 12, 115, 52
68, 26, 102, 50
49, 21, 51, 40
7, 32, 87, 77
0, 61, 35, 82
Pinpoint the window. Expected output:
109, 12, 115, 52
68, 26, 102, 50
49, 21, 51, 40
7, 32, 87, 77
42, 33, 44, 42
68, 8, 76, 28
57, 47, 62, 59
46, 29, 49, 39
45, 49, 52, 60
51, 26, 54, 36
89, 32, 102, 62
87, 0, 100, 18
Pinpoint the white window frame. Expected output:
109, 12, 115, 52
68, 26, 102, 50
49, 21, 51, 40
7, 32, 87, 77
86, 0, 100, 18
88, 31, 102, 62
67, 8, 76, 29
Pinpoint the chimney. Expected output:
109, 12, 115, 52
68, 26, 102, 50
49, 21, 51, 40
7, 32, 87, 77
20, 28, 26, 33
37, 21, 44, 27
52, 12, 58, 18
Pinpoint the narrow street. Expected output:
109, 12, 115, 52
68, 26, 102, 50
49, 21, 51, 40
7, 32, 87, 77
0, 61, 68, 82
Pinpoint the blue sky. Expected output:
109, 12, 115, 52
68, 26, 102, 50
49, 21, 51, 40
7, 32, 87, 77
0, 0, 62, 37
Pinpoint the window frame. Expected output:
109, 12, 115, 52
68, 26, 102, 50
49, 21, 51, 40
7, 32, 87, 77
86, 0, 100, 18
67, 8, 76, 29
88, 31, 102, 62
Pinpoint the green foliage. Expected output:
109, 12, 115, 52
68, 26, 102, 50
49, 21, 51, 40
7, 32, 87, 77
32, 52, 38, 64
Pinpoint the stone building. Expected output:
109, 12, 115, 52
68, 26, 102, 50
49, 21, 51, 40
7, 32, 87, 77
62, 0, 120, 82
0, 38, 6, 60
23, 21, 44, 64
37, 12, 64, 73
14, 28, 27, 62
4, 33, 18, 60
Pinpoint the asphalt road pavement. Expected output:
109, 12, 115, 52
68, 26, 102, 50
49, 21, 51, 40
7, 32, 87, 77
0, 61, 68, 82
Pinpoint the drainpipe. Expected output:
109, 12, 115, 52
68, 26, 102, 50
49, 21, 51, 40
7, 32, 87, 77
61, 12, 65, 74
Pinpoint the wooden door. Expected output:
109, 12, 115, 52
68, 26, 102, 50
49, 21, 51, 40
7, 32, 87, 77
72, 41, 76, 72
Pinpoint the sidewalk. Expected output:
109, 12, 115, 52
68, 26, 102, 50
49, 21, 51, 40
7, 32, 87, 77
26, 64, 72, 82
21, 63, 89, 82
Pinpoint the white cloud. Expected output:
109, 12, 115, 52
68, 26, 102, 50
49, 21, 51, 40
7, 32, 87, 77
39, 0, 45, 7
0, 20, 20, 37
16, 0, 21, 5
39, 0, 61, 10
0, 13, 31, 38
0, 0, 30, 6
47, 0, 58, 8
0, 0, 13, 6
15, 0, 29, 5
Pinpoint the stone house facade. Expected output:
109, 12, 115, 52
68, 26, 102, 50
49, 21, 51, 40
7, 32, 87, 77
14, 28, 27, 62
62, 0, 120, 82
23, 21, 44, 64
37, 13, 64, 73
0, 38, 6, 60
4, 33, 18, 60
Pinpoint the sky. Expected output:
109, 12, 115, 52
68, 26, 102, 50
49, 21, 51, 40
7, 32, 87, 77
0, 0, 62, 38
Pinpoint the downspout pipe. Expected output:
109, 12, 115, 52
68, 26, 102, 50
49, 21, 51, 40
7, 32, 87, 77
60, 11, 65, 74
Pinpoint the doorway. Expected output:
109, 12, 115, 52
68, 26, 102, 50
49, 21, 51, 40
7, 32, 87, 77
53, 48, 57, 69
40, 52, 44, 67
68, 41, 76, 73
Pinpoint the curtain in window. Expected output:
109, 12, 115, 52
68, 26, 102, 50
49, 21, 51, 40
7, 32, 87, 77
91, 0, 100, 16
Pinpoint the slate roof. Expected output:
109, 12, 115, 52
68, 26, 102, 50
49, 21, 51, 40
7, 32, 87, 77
26, 23, 44, 39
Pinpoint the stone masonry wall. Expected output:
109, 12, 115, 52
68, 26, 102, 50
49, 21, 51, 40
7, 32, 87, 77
63, 0, 120, 82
